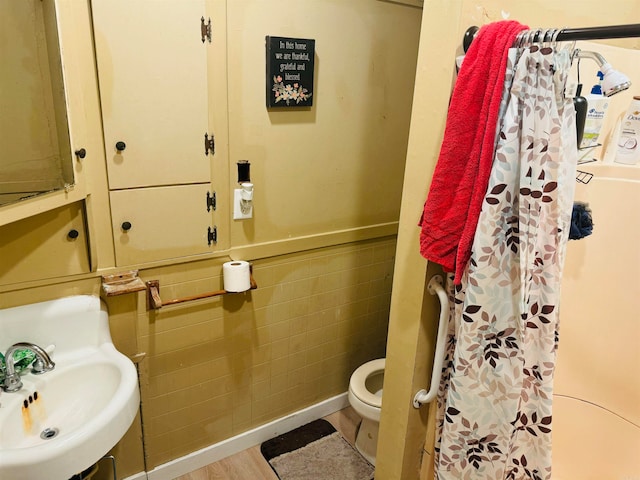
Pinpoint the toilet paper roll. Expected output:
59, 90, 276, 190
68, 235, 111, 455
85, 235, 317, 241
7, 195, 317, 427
223, 261, 251, 292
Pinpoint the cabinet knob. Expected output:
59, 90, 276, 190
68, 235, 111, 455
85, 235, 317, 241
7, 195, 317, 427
121, 221, 132, 231
74, 148, 86, 159
115, 141, 127, 152
67, 229, 79, 239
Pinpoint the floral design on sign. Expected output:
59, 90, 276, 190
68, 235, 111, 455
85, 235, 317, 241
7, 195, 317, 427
272, 76, 311, 105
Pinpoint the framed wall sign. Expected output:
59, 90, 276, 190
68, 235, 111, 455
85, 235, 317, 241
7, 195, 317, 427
266, 36, 315, 108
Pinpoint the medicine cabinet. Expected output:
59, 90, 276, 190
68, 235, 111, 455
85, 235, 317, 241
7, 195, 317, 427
0, 0, 74, 209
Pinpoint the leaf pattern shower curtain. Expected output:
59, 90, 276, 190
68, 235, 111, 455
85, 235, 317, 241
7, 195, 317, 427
434, 45, 577, 479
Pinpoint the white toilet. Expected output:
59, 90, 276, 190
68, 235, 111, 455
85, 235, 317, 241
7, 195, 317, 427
348, 358, 385, 465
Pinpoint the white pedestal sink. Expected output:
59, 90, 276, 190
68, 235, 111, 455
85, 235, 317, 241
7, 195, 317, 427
0, 295, 140, 480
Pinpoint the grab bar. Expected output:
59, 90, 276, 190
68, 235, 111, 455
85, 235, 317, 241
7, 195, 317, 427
413, 274, 450, 408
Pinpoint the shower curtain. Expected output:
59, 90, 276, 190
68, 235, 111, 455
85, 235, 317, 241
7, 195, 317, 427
433, 45, 578, 479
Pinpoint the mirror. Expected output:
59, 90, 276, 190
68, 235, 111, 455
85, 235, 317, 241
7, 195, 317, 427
0, 0, 74, 207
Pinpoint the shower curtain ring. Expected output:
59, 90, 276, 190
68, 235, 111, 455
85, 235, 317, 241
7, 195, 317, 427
539, 28, 549, 47
520, 30, 529, 47
552, 28, 561, 47
543, 28, 555, 45
534, 28, 544, 45
513, 31, 520, 48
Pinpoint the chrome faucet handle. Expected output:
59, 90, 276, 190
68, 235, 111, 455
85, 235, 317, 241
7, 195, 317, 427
3, 373, 22, 393
2, 342, 56, 392
31, 356, 55, 374
27, 344, 55, 374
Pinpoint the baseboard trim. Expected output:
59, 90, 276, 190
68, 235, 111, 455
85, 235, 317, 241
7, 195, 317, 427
122, 473, 147, 480
125, 392, 349, 480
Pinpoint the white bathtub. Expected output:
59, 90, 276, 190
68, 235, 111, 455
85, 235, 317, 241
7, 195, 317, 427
554, 163, 640, 479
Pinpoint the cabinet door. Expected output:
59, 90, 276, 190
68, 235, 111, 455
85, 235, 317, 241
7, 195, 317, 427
92, 0, 210, 189
0, 202, 90, 284
110, 185, 215, 266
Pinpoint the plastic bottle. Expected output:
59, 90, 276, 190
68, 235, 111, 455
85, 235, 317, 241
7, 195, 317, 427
614, 96, 640, 165
579, 72, 610, 150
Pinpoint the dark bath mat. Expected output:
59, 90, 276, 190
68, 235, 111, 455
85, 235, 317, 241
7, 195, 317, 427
260, 419, 374, 480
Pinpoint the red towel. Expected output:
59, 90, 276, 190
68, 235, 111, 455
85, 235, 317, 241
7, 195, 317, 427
418, 20, 527, 284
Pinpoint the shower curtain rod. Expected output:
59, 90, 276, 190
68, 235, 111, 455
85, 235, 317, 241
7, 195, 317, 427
463, 23, 640, 53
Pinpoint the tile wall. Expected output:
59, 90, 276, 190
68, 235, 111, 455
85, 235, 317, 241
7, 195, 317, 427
128, 237, 395, 468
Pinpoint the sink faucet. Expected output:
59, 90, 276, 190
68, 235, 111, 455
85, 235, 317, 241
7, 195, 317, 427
2, 342, 55, 393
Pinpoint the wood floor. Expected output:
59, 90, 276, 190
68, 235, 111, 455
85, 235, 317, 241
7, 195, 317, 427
173, 406, 363, 480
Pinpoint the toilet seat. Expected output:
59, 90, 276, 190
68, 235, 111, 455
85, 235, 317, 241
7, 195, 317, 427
349, 358, 385, 408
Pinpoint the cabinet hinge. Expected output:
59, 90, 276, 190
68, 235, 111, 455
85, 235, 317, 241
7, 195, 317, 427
207, 226, 217, 246
204, 133, 215, 155
206, 191, 216, 212
201, 17, 212, 43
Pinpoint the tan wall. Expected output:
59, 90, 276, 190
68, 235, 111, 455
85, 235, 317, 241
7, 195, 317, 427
227, 0, 420, 245
0, 0, 421, 478
380, 1, 640, 479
